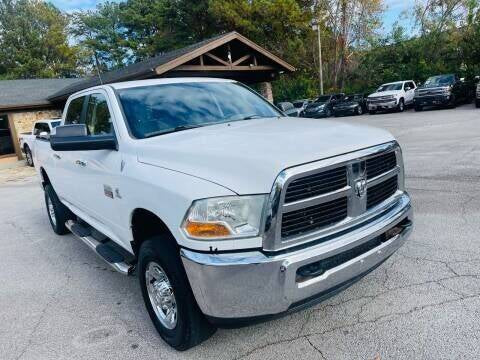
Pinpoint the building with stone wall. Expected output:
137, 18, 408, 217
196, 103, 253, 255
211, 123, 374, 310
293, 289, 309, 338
0, 79, 80, 160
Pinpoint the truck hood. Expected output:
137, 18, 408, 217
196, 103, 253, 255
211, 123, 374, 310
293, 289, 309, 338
368, 90, 400, 98
137, 117, 395, 194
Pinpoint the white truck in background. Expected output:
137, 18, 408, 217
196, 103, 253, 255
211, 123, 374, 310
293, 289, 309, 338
19, 119, 61, 166
33, 78, 413, 350
367, 80, 416, 114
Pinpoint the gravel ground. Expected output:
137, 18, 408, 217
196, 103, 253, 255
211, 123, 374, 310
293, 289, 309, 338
1, 104, 479, 360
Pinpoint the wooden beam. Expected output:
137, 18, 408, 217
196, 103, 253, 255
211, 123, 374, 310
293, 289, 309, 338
232, 54, 252, 66
176, 65, 276, 71
200, 54, 204, 66
204, 52, 230, 66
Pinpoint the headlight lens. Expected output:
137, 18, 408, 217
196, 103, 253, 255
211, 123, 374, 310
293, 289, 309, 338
182, 195, 267, 239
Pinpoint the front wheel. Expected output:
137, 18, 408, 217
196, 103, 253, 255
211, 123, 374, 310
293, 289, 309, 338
356, 106, 363, 115
44, 185, 73, 235
138, 238, 216, 350
397, 99, 405, 112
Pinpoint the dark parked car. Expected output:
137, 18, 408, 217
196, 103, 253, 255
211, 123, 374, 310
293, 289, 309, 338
276, 101, 299, 117
301, 94, 344, 118
333, 94, 366, 117
413, 74, 473, 111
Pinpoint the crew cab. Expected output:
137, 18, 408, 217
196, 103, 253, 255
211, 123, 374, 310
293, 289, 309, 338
19, 119, 61, 166
34, 78, 413, 350
367, 81, 416, 114
414, 74, 472, 111
301, 93, 344, 118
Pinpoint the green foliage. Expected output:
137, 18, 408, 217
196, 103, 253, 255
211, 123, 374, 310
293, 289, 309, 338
0, 0, 79, 79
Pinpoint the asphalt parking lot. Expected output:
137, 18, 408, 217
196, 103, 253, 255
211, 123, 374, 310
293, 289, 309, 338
1, 104, 479, 360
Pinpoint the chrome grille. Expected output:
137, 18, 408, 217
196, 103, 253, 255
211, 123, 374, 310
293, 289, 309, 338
366, 152, 397, 179
367, 175, 398, 209
284, 167, 347, 203
263, 142, 404, 251
416, 88, 444, 97
281, 197, 348, 238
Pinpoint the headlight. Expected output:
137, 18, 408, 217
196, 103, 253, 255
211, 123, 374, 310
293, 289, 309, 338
182, 195, 267, 239
316, 104, 325, 110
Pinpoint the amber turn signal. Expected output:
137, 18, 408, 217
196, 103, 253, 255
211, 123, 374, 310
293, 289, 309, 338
184, 220, 231, 238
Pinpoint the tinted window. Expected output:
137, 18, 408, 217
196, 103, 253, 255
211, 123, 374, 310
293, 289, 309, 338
117, 82, 281, 139
51, 121, 61, 128
65, 97, 85, 125
314, 95, 331, 103
424, 75, 455, 87
85, 93, 113, 136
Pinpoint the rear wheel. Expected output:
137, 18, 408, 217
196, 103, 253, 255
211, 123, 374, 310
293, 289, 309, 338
25, 146, 34, 167
138, 237, 216, 350
44, 185, 73, 235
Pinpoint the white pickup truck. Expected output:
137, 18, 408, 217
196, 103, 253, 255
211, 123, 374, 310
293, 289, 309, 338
19, 119, 61, 166
34, 78, 413, 350
367, 80, 417, 114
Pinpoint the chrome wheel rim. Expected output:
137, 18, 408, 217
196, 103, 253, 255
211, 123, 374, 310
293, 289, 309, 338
146, 261, 177, 329
47, 195, 56, 226
357, 106, 363, 115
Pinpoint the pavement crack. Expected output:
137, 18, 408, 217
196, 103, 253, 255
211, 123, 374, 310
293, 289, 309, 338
305, 335, 328, 359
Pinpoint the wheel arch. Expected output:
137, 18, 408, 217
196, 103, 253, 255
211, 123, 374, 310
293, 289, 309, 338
39, 167, 51, 188
130, 208, 178, 257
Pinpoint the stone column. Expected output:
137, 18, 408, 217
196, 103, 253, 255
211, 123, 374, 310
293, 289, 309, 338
259, 82, 274, 103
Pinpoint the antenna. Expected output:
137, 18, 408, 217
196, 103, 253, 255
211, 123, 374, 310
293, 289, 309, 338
93, 51, 104, 85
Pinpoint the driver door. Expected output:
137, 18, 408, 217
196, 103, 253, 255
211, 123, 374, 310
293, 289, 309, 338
404, 82, 415, 104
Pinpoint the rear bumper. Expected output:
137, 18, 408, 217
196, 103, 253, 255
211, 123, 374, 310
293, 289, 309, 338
181, 194, 413, 321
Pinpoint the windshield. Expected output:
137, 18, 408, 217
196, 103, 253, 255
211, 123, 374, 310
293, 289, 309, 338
50, 121, 61, 128
377, 83, 403, 92
117, 82, 281, 139
314, 95, 331, 103
424, 75, 455, 87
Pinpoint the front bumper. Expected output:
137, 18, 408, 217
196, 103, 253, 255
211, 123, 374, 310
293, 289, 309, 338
367, 100, 397, 110
414, 95, 450, 106
181, 194, 413, 321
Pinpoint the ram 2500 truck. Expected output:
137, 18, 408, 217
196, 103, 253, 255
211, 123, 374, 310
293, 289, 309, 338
34, 78, 413, 350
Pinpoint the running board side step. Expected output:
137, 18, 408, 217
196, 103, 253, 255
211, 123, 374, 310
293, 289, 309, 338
66, 220, 135, 275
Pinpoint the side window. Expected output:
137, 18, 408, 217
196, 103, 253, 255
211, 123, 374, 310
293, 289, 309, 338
33, 123, 42, 135
85, 93, 113, 136
39, 123, 50, 134
65, 96, 86, 125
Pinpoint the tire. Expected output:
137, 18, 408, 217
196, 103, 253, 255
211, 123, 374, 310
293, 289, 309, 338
25, 146, 34, 167
326, 109, 332, 117
476, 99, 480, 108
448, 94, 457, 109
369, 110, 376, 115
138, 237, 216, 350
414, 105, 423, 112
44, 184, 73, 235
397, 98, 405, 112
356, 106, 363, 115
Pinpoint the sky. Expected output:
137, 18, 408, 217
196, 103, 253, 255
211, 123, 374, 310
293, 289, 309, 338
50, 0, 418, 33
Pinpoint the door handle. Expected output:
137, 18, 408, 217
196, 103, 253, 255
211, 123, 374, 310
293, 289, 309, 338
75, 160, 87, 167
53, 154, 61, 160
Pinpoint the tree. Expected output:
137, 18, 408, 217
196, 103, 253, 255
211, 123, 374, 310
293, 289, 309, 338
0, 0, 79, 79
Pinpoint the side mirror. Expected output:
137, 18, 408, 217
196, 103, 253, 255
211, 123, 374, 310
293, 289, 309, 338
405, 87, 411, 91
38, 131, 49, 140
50, 124, 117, 151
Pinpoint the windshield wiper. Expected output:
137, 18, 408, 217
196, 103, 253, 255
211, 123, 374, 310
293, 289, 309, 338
144, 124, 202, 138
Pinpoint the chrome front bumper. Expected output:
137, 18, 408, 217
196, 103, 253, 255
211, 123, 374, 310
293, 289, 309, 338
368, 100, 397, 110
181, 194, 413, 320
